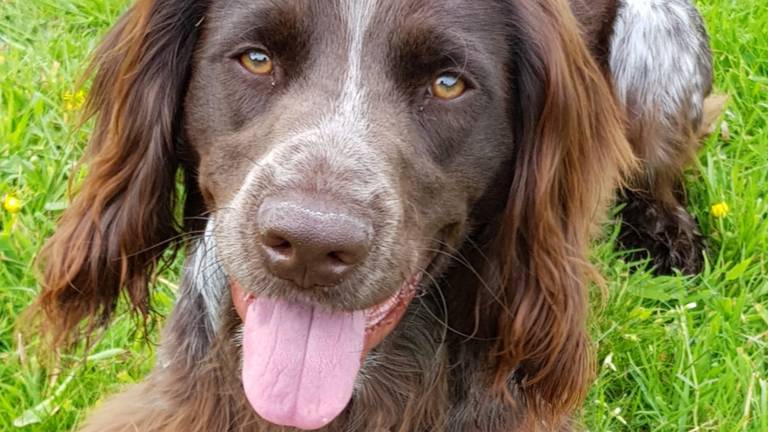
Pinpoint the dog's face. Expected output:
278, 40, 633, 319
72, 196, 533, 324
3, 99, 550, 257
38, 0, 634, 428
184, 4, 516, 426
186, 0, 510, 312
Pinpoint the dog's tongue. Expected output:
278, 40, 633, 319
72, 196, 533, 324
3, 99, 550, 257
241, 296, 365, 430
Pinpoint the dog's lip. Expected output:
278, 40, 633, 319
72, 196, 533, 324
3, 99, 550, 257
360, 272, 421, 352
364, 272, 421, 329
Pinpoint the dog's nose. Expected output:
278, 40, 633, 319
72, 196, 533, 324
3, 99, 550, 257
257, 196, 372, 289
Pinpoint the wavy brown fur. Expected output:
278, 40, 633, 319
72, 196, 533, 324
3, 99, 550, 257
36, 0, 204, 347
493, 0, 634, 421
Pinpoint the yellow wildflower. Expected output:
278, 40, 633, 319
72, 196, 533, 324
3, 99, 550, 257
63, 90, 87, 111
3, 194, 21, 214
710, 201, 729, 218
116, 371, 133, 383
0, 54, 5, 64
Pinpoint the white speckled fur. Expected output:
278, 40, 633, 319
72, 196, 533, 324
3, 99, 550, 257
188, 218, 227, 329
610, 0, 711, 126
609, 0, 712, 177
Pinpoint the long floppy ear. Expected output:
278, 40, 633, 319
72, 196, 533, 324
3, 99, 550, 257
494, 0, 636, 420
36, 0, 206, 346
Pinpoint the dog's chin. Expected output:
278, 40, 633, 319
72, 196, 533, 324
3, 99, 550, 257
229, 270, 423, 430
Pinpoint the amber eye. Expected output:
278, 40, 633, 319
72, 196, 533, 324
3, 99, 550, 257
239, 49, 274, 75
431, 73, 467, 100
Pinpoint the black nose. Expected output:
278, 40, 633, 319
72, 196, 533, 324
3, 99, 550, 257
257, 196, 372, 289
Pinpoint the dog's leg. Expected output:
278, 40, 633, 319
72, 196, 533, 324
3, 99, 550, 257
609, 0, 714, 274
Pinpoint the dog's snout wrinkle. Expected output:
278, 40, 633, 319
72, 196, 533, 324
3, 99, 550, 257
258, 196, 372, 289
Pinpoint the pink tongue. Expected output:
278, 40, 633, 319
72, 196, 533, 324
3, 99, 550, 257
242, 297, 365, 430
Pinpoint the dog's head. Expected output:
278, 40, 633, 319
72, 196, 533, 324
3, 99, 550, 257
38, 0, 633, 428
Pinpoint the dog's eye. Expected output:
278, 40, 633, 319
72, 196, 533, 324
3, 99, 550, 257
239, 49, 274, 75
431, 73, 467, 100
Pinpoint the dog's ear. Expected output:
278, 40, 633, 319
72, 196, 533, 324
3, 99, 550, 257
494, 0, 635, 421
36, 0, 205, 346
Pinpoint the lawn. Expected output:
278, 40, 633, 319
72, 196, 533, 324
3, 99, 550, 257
1, 0, 766, 430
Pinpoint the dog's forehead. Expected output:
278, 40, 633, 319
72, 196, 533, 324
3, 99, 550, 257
207, 0, 505, 41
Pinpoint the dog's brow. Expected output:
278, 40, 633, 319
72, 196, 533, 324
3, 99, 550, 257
389, 21, 495, 93
207, 0, 309, 57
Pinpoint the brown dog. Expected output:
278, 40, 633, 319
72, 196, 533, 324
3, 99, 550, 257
37, 0, 713, 430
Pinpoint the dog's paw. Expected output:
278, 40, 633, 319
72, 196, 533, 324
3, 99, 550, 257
617, 195, 704, 275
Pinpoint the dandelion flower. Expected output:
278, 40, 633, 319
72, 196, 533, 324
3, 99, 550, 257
3, 194, 21, 214
710, 201, 729, 218
63, 90, 87, 111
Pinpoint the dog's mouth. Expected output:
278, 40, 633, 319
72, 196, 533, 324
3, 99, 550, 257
230, 271, 422, 430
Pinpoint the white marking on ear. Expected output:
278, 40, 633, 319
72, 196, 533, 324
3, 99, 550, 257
188, 218, 227, 330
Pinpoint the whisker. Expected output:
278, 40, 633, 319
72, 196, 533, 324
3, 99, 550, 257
413, 262, 497, 343
121, 230, 207, 259
416, 244, 514, 319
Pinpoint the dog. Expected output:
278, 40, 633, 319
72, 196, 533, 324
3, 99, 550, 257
36, 0, 715, 430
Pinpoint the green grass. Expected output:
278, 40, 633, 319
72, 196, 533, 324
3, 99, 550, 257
1, 0, 766, 430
